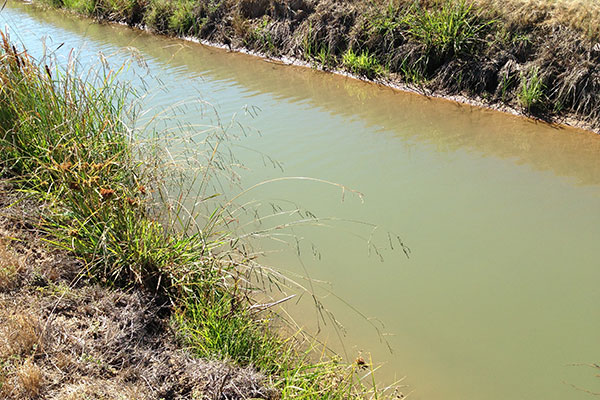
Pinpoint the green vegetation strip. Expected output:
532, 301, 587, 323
0, 33, 395, 398
35, 0, 600, 129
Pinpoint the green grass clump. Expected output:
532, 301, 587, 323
176, 291, 389, 399
368, 2, 402, 36
168, 0, 202, 36
59, 0, 94, 14
144, 0, 220, 36
45, 0, 144, 23
406, 0, 493, 69
342, 48, 383, 79
144, 0, 175, 33
247, 17, 277, 54
301, 23, 335, 69
518, 67, 546, 112
175, 290, 290, 373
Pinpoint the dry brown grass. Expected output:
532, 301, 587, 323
0, 303, 44, 400
17, 359, 44, 399
0, 283, 275, 400
1, 357, 44, 400
474, 0, 600, 38
0, 239, 25, 291
53, 379, 147, 400
0, 309, 42, 359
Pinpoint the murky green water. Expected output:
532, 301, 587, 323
4, 3, 600, 399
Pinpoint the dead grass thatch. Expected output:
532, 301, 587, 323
475, 0, 600, 39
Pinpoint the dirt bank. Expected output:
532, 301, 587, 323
35, 0, 600, 132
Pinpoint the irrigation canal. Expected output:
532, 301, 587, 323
4, 3, 600, 399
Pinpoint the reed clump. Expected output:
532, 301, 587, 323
0, 32, 398, 398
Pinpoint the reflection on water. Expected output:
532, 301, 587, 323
4, 3, 600, 400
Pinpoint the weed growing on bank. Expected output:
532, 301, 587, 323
518, 66, 545, 113
342, 48, 383, 79
405, 0, 494, 72
0, 33, 399, 398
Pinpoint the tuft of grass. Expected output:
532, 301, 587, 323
144, 0, 175, 33
16, 359, 43, 398
0, 311, 41, 359
301, 22, 341, 70
367, 1, 403, 37
0, 305, 44, 398
175, 290, 291, 374
316, 46, 335, 68
399, 55, 427, 85
177, 293, 396, 399
406, 0, 493, 69
44, 0, 145, 24
301, 23, 320, 59
59, 0, 94, 14
144, 0, 220, 36
518, 66, 545, 112
301, 25, 335, 69
0, 241, 24, 292
342, 48, 384, 79
247, 16, 277, 53
169, 0, 202, 36
499, 71, 516, 101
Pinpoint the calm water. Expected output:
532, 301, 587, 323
4, 3, 600, 399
